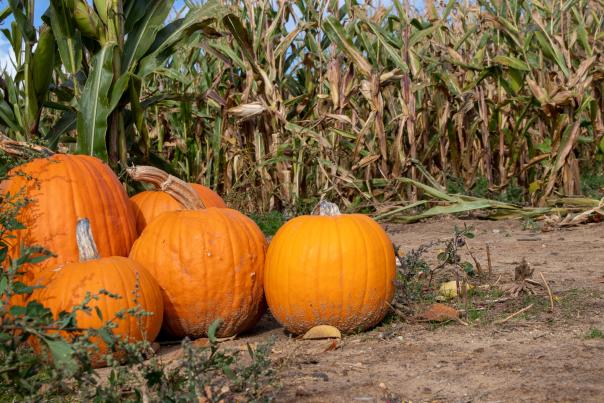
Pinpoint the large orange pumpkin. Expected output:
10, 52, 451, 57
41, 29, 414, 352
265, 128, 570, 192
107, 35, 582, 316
128, 167, 266, 338
1, 154, 137, 286
32, 219, 163, 367
128, 166, 226, 233
264, 201, 395, 335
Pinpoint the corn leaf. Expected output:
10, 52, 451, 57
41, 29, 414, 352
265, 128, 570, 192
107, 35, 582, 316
7, 0, 35, 42
122, 0, 173, 73
137, 1, 225, 77
323, 16, 373, 77
76, 42, 115, 159
49, 0, 82, 76
492, 55, 530, 71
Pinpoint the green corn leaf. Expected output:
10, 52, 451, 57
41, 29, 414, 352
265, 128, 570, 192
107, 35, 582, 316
122, 0, 173, 73
137, 1, 225, 77
45, 110, 77, 148
108, 73, 130, 112
571, 8, 591, 56
74, 0, 105, 43
323, 16, 372, 77
274, 24, 304, 60
0, 99, 21, 133
362, 20, 409, 73
492, 55, 530, 71
399, 200, 508, 223
76, 42, 115, 159
7, 0, 36, 42
409, 24, 438, 47
0, 6, 12, 25
93, 0, 109, 25
209, 42, 245, 69
531, 13, 570, 77
222, 13, 256, 66
50, 0, 83, 76
31, 25, 56, 100
124, 0, 145, 32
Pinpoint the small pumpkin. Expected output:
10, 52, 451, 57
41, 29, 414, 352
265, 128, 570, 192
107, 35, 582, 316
1, 152, 137, 287
128, 167, 265, 339
128, 166, 226, 233
264, 201, 396, 334
32, 219, 163, 367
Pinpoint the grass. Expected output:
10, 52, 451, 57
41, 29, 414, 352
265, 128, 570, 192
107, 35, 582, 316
585, 328, 604, 339
581, 172, 604, 199
446, 177, 525, 204
249, 211, 287, 236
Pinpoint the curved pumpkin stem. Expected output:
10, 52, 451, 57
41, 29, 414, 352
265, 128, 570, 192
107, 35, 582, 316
0, 134, 54, 157
127, 165, 205, 210
312, 200, 341, 216
76, 218, 100, 262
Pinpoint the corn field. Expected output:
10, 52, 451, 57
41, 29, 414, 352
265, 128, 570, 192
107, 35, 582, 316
0, 0, 603, 213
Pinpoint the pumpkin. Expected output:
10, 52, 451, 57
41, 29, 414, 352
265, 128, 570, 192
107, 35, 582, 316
128, 166, 266, 339
129, 166, 226, 234
1, 153, 137, 287
264, 201, 395, 335
32, 219, 163, 367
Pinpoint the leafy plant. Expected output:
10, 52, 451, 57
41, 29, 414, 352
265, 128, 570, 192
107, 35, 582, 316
392, 225, 478, 311
585, 328, 604, 339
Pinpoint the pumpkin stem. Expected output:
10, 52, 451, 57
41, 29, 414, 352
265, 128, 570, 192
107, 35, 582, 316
0, 134, 54, 157
76, 218, 100, 261
126, 165, 205, 210
311, 200, 342, 216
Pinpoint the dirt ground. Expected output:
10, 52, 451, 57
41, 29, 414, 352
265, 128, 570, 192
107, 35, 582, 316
159, 217, 604, 402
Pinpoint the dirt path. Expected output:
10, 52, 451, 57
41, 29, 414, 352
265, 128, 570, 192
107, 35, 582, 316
162, 218, 604, 402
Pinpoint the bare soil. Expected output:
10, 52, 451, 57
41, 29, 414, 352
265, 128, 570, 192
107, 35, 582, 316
159, 217, 604, 402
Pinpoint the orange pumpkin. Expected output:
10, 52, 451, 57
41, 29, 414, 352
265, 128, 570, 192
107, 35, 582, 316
32, 219, 163, 367
128, 167, 266, 338
264, 201, 395, 334
1, 154, 137, 287
128, 166, 226, 233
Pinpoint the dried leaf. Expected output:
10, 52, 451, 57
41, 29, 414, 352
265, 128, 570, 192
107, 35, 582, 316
418, 303, 460, 322
323, 340, 339, 352
303, 325, 342, 340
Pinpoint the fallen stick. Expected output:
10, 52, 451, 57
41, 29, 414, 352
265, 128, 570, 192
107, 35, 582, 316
0, 134, 54, 157
480, 297, 514, 304
539, 272, 555, 312
493, 304, 534, 325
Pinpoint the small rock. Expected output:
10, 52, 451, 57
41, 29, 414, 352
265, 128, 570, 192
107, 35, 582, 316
295, 387, 311, 397
312, 371, 329, 381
